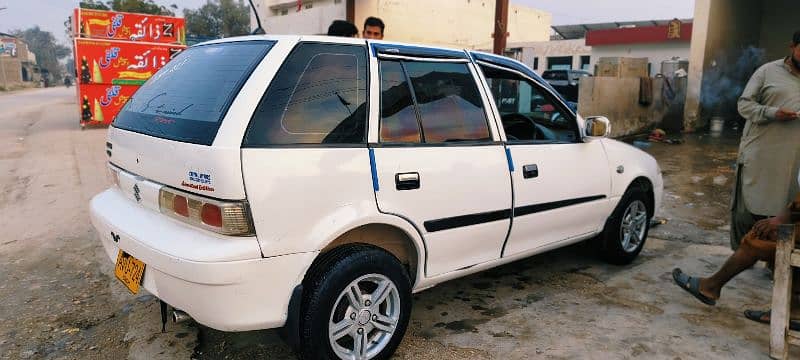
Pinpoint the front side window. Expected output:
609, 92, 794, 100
244, 43, 368, 146
480, 65, 579, 143
379, 60, 490, 144
379, 61, 421, 143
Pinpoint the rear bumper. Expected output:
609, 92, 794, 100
90, 188, 317, 331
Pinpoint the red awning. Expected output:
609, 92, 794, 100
586, 23, 693, 46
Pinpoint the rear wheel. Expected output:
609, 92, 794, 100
596, 185, 651, 265
299, 245, 411, 360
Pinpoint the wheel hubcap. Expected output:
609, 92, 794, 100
329, 274, 401, 360
620, 200, 648, 253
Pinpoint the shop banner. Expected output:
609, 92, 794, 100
77, 84, 139, 125
74, 38, 185, 85
73, 8, 186, 45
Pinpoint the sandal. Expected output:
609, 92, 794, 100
744, 309, 800, 331
672, 268, 716, 306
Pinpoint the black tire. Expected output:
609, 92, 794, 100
596, 184, 652, 265
299, 244, 412, 360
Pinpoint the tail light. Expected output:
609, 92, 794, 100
159, 188, 255, 236
108, 163, 120, 188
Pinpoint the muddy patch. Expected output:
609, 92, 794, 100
441, 318, 489, 333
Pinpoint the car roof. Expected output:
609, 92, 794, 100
194, 35, 575, 111
194, 34, 367, 46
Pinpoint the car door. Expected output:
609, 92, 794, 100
476, 62, 613, 257
371, 56, 512, 277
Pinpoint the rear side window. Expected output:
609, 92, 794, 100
244, 43, 368, 146
113, 41, 273, 145
379, 61, 490, 144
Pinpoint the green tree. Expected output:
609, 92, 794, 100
107, 0, 176, 16
184, 0, 250, 39
64, 2, 111, 41
79, 0, 111, 10
12, 27, 71, 83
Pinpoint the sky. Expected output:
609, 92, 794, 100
0, 0, 207, 45
0, 0, 695, 46
518, 0, 695, 25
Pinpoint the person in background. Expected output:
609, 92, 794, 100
729, 30, 800, 250
362, 16, 385, 40
327, 20, 358, 37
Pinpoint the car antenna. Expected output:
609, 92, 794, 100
249, 0, 266, 35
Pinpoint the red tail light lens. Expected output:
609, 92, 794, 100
173, 195, 189, 217
158, 187, 254, 236
201, 203, 223, 227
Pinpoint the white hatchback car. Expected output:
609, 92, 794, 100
91, 35, 662, 360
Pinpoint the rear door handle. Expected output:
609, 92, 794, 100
395, 172, 420, 190
523, 164, 539, 179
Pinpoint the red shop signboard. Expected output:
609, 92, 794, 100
77, 84, 139, 125
73, 8, 186, 45
74, 38, 185, 86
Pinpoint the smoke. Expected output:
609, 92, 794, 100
700, 46, 767, 116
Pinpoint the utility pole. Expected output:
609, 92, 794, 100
492, 0, 509, 55
0, 7, 8, 89
0, 55, 7, 90
346, 0, 355, 24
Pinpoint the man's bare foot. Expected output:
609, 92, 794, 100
697, 278, 721, 300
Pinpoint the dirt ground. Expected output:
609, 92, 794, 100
0, 88, 790, 359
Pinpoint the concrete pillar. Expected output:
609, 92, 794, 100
683, 0, 711, 132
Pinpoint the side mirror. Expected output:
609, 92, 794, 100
584, 116, 611, 138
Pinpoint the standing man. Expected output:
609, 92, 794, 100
362, 17, 385, 40
731, 30, 800, 249
327, 20, 358, 37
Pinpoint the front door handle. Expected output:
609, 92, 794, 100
395, 172, 420, 190
523, 164, 539, 179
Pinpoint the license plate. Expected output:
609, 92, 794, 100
115, 250, 146, 294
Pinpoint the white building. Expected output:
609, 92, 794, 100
496, 20, 693, 76
585, 20, 693, 77
251, 0, 552, 49
500, 39, 592, 75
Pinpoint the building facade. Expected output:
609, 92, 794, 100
501, 39, 592, 75
0, 33, 40, 89
251, 0, 552, 49
500, 20, 693, 76
586, 21, 693, 77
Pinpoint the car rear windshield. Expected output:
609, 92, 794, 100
112, 41, 274, 145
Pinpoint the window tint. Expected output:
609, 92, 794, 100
113, 42, 272, 145
244, 43, 368, 146
379, 61, 421, 143
542, 71, 567, 80
403, 62, 490, 143
480, 65, 579, 143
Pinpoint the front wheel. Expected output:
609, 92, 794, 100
596, 185, 651, 265
299, 245, 412, 360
